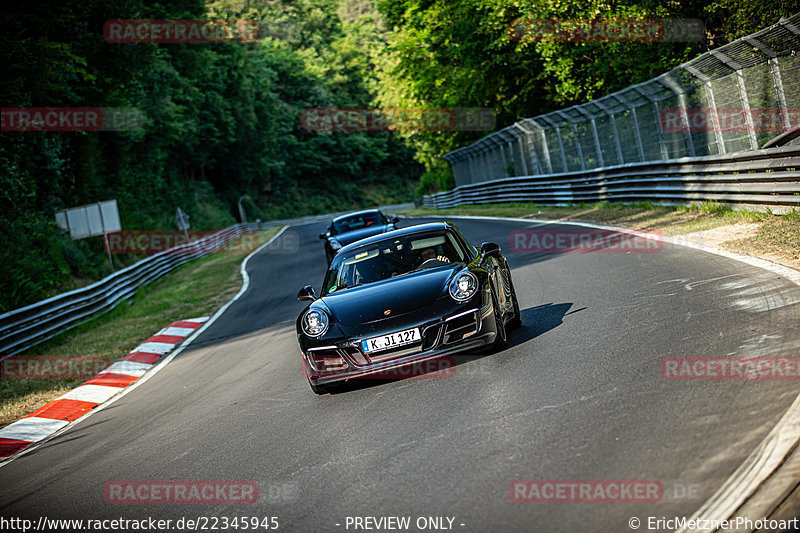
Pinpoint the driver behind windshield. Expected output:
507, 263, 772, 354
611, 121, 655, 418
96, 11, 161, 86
325, 231, 465, 294
419, 247, 450, 266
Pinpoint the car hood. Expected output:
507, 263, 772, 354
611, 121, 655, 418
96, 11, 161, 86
321, 264, 462, 327
333, 225, 392, 246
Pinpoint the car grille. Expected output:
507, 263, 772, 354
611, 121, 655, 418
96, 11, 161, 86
422, 324, 443, 350
341, 346, 368, 366
443, 310, 479, 345
329, 309, 480, 370
307, 347, 348, 372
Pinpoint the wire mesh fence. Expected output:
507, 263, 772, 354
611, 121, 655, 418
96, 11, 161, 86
443, 14, 800, 187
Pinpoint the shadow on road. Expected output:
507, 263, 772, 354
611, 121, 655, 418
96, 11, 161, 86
327, 302, 579, 395
517, 302, 582, 342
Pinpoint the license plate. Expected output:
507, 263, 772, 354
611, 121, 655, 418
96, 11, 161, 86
361, 328, 420, 353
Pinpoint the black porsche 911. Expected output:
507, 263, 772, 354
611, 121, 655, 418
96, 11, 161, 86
297, 222, 521, 394
319, 209, 399, 264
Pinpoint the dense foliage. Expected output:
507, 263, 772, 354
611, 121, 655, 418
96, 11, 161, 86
2, 0, 797, 311
0, 0, 418, 311
373, 0, 800, 189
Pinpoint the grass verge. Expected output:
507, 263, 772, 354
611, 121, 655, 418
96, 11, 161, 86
0, 227, 280, 429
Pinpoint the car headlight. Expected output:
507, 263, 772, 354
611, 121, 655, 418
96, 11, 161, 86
302, 308, 329, 337
449, 271, 478, 303
330, 239, 342, 250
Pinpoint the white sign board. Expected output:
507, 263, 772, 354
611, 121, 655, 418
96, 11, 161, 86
55, 200, 121, 240
99, 200, 121, 233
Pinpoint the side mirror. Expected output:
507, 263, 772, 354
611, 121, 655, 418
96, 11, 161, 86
297, 285, 317, 301
319, 232, 328, 240
478, 242, 501, 266
391, 215, 400, 224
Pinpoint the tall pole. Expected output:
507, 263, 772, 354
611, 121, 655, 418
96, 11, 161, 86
103, 232, 115, 272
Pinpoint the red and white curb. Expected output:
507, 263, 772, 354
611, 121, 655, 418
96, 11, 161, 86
0, 225, 288, 468
0, 317, 209, 461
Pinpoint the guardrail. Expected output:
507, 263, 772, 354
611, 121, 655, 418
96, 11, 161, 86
418, 145, 800, 211
0, 203, 415, 357
0, 223, 267, 357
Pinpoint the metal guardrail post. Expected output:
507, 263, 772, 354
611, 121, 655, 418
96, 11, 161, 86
524, 119, 553, 174
633, 86, 670, 160
540, 115, 568, 172
660, 74, 696, 158
767, 56, 791, 131
711, 49, 760, 151
593, 99, 624, 165
576, 107, 604, 168
684, 64, 726, 155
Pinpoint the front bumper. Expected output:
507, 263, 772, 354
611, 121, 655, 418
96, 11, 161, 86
302, 305, 498, 386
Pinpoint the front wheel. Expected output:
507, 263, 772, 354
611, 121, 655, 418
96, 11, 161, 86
508, 287, 522, 330
492, 290, 508, 350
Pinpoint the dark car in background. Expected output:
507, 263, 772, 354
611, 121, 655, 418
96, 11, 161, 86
297, 222, 521, 394
320, 209, 399, 263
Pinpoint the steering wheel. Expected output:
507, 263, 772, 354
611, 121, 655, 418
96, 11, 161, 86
418, 258, 449, 269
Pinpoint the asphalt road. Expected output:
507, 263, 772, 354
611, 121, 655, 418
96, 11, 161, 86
1, 216, 799, 532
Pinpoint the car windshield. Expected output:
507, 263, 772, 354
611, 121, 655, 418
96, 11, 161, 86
332, 212, 383, 234
323, 230, 467, 294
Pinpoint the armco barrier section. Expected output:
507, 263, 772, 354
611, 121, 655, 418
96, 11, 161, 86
0, 224, 259, 357
0, 203, 414, 357
420, 145, 800, 211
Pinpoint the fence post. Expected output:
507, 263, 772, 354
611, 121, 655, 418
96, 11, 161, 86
660, 75, 696, 157
541, 115, 568, 172
526, 119, 553, 174
576, 106, 604, 167
634, 86, 670, 160
515, 132, 529, 175
612, 93, 646, 162
711, 50, 759, 150
685, 64, 726, 154
594, 99, 624, 165
556, 111, 585, 170
515, 122, 542, 175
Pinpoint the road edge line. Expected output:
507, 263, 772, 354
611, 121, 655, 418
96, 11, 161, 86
0, 225, 289, 469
